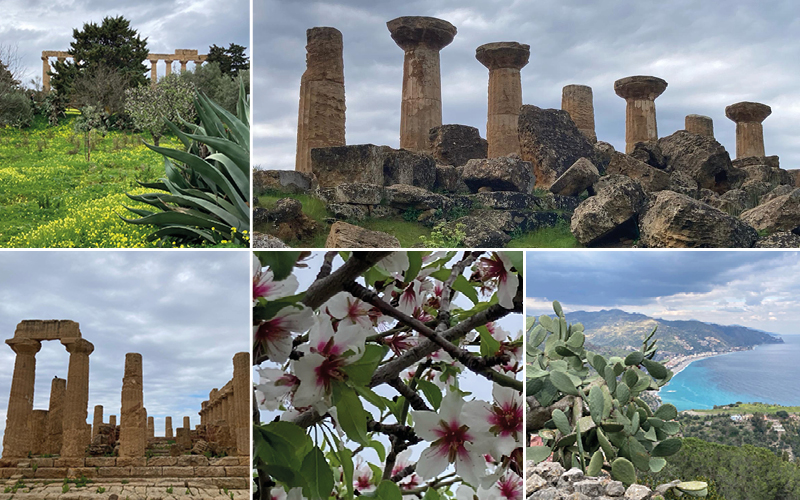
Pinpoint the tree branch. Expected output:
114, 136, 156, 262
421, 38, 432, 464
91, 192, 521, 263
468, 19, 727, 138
387, 377, 431, 412
302, 251, 393, 309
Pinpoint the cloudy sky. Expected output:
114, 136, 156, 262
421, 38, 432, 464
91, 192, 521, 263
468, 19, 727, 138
253, 0, 800, 170
0, 0, 248, 86
0, 250, 249, 454
525, 250, 800, 336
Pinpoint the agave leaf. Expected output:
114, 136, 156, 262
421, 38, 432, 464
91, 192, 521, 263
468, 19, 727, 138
147, 226, 218, 244
206, 152, 249, 195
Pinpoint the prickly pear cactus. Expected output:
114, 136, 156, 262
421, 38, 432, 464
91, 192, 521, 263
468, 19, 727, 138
526, 301, 683, 485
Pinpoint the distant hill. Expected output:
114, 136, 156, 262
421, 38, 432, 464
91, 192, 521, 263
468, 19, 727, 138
557, 309, 783, 359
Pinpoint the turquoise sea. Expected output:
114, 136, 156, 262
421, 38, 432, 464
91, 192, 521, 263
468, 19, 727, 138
659, 334, 800, 411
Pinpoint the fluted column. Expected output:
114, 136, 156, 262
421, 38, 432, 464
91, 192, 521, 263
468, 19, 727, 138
476, 42, 530, 157
614, 76, 668, 153
165, 60, 173, 76
92, 405, 104, 438
165, 416, 173, 438
725, 102, 771, 158
60, 338, 93, 457
119, 353, 145, 457
2, 339, 41, 458
180, 60, 187, 72
685, 114, 714, 137
46, 377, 66, 454
42, 56, 51, 92
295, 27, 346, 173
562, 85, 597, 142
388, 16, 457, 153
150, 60, 158, 84
148, 416, 155, 438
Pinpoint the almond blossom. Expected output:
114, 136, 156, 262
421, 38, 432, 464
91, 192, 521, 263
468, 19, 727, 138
353, 460, 375, 493
325, 292, 372, 328
476, 252, 519, 309
254, 305, 314, 364
411, 391, 492, 488
255, 367, 299, 411
253, 254, 299, 305
465, 384, 523, 458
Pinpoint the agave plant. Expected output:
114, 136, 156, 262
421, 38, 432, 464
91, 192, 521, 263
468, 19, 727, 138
121, 77, 250, 246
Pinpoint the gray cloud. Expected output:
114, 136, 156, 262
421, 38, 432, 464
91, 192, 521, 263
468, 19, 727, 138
0, 250, 250, 453
253, 0, 800, 170
0, 0, 249, 87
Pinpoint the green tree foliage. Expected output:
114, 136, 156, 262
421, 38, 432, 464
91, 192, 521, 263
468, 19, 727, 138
124, 73, 196, 146
179, 62, 249, 115
50, 16, 148, 101
0, 46, 32, 127
642, 437, 800, 500
206, 43, 249, 77
73, 106, 108, 162
71, 64, 132, 119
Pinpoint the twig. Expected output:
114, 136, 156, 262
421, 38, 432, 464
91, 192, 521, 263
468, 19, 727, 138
315, 251, 338, 281
302, 251, 392, 309
437, 251, 483, 330
387, 377, 431, 412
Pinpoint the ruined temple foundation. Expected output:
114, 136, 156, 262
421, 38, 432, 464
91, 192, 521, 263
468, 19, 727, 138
476, 42, 530, 157
295, 28, 346, 173
562, 84, 597, 142
388, 16, 457, 153
685, 114, 714, 137
614, 75, 668, 153
725, 101, 772, 158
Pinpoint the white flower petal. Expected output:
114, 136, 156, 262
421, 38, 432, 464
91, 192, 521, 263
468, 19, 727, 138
416, 445, 450, 480
411, 410, 443, 442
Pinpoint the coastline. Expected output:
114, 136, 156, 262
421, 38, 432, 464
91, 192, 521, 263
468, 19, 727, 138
663, 346, 755, 377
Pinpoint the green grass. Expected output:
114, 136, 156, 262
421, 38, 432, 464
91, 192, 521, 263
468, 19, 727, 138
359, 217, 431, 247
0, 115, 242, 248
507, 223, 580, 248
691, 403, 800, 415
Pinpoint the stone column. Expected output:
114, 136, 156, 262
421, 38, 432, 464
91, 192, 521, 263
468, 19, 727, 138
109, 415, 116, 428
183, 416, 191, 430
2, 339, 41, 458
92, 405, 104, 438
200, 401, 207, 425
119, 353, 145, 457
60, 338, 93, 457
150, 60, 158, 84
388, 16, 457, 153
562, 84, 597, 143
233, 352, 249, 456
42, 56, 51, 92
295, 27, 346, 173
30, 410, 49, 455
142, 407, 148, 452
165, 60, 173, 76
180, 59, 188, 72
147, 416, 154, 438
165, 416, 173, 438
725, 101, 772, 158
475, 42, 530, 157
614, 76, 668, 153
685, 114, 714, 137
46, 377, 66, 454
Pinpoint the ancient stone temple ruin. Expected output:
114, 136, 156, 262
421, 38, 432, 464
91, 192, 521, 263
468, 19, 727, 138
0, 320, 248, 494
254, 13, 799, 250
40, 49, 208, 91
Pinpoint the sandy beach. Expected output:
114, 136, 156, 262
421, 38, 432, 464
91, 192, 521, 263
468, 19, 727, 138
663, 347, 754, 376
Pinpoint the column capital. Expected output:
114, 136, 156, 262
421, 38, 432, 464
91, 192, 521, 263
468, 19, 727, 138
387, 16, 456, 51
6, 338, 42, 355
725, 101, 771, 123
614, 75, 667, 101
476, 42, 530, 70
61, 337, 94, 355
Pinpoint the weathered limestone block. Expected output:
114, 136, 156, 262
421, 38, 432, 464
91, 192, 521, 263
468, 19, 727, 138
433, 164, 469, 193
658, 130, 742, 193
383, 148, 436, 191
253, 169, 316, 195
762, 185, 795, 204
311, 145, 385, 188
591, 141, 616, 174
60, 337, 94, 458
471, 192, 535, 210
754, 231, 800, 248
45, 377, 66, 455
327, 203, 369, 221
549, 157, 599, 197
233, 352, 249, 457
476, 42, 530, 157
614, 75, 668, 153
562, 84, 596, 142
13, 320, 81, 341
429, 125, 488, 167
326, 221, 401, 248
447, 216, 511, 247
252, 232, 290, 248
606, 152, 670, 193
92, 405, 103, 439
30, 409, 48, 455
625, 484, 652, 500
629, 141, 667, 170
640, 191, 758, 248
119, 353, 145, 457
570, 175, 647, 246
295, 27, 346, 173
726, 101, 771, 159
519, 105, 594, 188
165, 416, 173, 438
669, 171, 700, 199
685, 114, 714, 137
176, 428, 192, 449
2, 338, 41, 458
384, 184, 452, 211
387, 16, 457, 153
740, 188, 800, 234
462, 156, 534, 193
147, 416, 154, 438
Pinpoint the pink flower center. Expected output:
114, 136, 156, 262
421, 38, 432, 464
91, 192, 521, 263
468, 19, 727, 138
433, 421, 473, 462
255, 317, 287, 343
499, 476, 522, 500
489, 401, 522, 436
314, 355, 347, 390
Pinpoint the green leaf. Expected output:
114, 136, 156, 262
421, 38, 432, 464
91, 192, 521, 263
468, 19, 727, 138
586, 450, 604, 477
354, 385, 388, 412
652, 437, 682, 457
506, 251, 523, 275
654, 404, 678, 421
610, 457, 637, 485
624, 351, 644, 366
452, 274, 480, 304
368, 439, 386, 462
526, 445, 552, 463
422, 487, 441, 500
338, 447, 354, 499
477, 325, 501, 357
417, 379, 443, 410
589, 385, 605, 425
342, 344, 387, 386
553, 300, 563, 317
300, 446, 333, 500
375, 480, 402, 500
404, 252, 424, 282
649, 457, 667, 473
333, 385, 370, 445
255, 251, 303, 281
641, 359, 668, 379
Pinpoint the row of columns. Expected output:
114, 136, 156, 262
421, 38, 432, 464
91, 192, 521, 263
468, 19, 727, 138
2, 337, 93, 459
294, 17, 774, 171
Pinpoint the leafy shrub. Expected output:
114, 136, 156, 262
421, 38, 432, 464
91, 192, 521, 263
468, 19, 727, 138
0, 90, 33, 127
124, 73, 196, 146
419, 221, 465, 247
